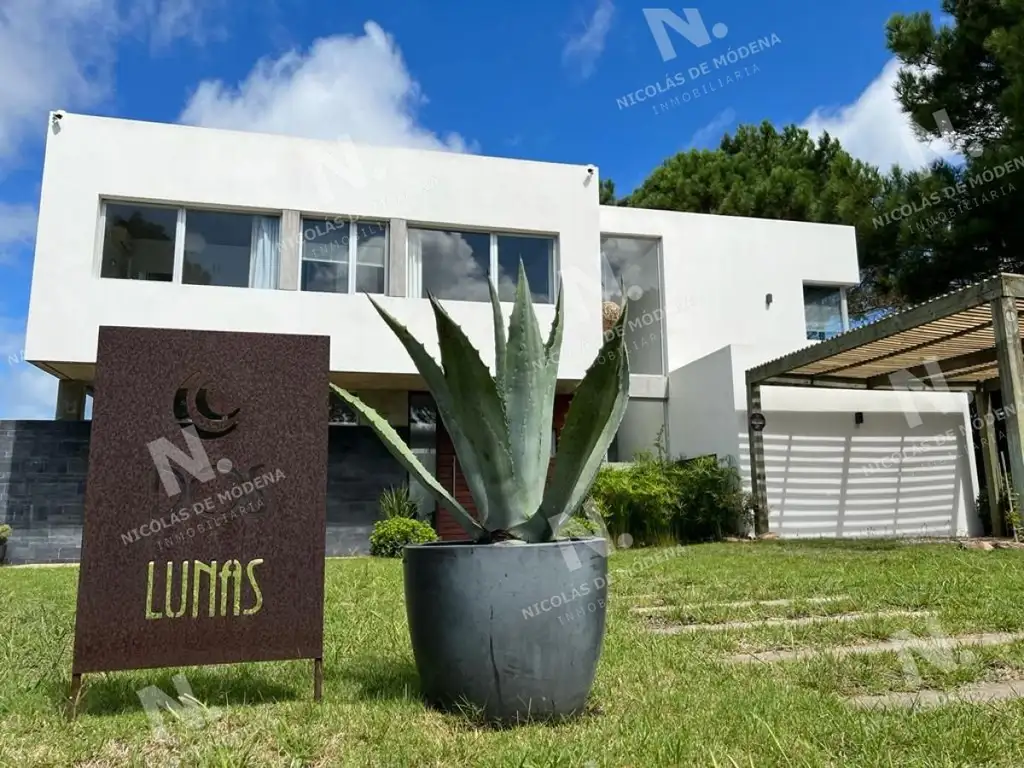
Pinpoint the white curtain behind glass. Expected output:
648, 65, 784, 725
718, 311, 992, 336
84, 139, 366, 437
407, 229, 423, 298
248, 216, 281, 289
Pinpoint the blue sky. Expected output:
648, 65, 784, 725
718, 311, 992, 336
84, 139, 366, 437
0, 0, 948, 418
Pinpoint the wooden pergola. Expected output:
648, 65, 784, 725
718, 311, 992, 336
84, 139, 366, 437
745, 273, 1024, 537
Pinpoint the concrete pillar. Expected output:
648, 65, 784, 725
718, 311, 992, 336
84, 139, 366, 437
278, 210, 301, 290
387, 218, 408, 297
976, 388, 1004, 536
746, 381, 769, 534
55, 380, 87, 421
991, 296, 1024, 520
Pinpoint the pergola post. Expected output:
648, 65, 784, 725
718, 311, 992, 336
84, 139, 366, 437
975, 387, 1004, 536
991, 296, 1024, 518
746, 381, 769, 535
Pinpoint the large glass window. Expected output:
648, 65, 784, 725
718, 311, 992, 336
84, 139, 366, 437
408, 227, 556, 304
99, 202, 280, 288
600, 236, 664, 375
496, 235, 555, 303
100, 203, 177, 281
183, 210, 279, 288
302, 218, 388, 294
804, 285, 846, 341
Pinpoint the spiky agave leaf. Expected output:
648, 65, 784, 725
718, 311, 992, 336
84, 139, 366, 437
428, 295, 525, 531
331, 385, 483, 537
495, 262, 562, 525
364, 295, 493, 528
513, 303, 630, 542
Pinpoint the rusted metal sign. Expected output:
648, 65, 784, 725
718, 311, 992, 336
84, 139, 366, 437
72, 327, 329, 677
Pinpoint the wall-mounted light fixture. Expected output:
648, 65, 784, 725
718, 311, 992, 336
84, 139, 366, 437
854, 411, 864, 427
765, 293, 773, 308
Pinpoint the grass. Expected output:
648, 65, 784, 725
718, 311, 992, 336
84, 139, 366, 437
3, 541, 1024, 765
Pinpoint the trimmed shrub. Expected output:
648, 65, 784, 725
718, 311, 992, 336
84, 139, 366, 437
369, 518, 438, 558
0, 525, 10, 543
379, 485, 419, 520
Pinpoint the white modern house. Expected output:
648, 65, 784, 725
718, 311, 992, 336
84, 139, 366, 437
12, 111, 980, 561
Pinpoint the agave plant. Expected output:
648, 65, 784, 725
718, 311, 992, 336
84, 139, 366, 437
331, 263, 630, 543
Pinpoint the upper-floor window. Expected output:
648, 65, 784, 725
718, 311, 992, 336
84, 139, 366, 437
804, 285, 848, 341
407, 227, 555, 304
600, 235, 664, 375
99, 202, 281, 289
301, 218, 388, 294
100, 203, 177, 282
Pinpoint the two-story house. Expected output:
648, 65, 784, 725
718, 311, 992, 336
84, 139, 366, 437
7, 112, 979, 563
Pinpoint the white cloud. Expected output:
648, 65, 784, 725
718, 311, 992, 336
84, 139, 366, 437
687, 107, 737, 150
800, 58, 959, 170
0, 1, 220, 171
180, 22, 470, 152
0, 204, 38, 265
562, 0, 615, 79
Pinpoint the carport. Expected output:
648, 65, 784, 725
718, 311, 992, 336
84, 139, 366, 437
745, 274, 1024, 537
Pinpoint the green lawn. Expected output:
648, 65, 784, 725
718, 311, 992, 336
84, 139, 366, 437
4, 541, 1024, 766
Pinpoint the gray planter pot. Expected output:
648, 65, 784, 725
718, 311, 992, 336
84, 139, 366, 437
404, 537, 608, 724
0, 541, 6, 564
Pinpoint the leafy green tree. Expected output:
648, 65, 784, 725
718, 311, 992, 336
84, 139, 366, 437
882, 0, 1024, 302
621, 121, 901, 314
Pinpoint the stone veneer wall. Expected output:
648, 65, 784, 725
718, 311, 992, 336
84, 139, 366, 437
0, 421, 405, 564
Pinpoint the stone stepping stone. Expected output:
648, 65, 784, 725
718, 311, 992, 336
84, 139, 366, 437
848, 680, 1024, 711
632, 595, 849, 615
650, 610, 930, 635
725, 631, 1024, 664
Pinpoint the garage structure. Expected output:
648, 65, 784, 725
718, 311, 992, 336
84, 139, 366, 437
745, 274, 1024, 537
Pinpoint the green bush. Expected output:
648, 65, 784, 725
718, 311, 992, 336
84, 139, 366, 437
378, 485, 419, 520
369, 518, 438, 558
0, 525, 10, 543
671, 455, 751, 542
588, 452, 751, 546
590, 452, 676, 545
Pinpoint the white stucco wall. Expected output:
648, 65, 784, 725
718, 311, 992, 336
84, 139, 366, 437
27, 113, 603, 380
598, 206, 860, 371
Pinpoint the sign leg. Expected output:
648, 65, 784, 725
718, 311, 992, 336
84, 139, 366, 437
68, 673, 83, 720
313, 658, 323, 702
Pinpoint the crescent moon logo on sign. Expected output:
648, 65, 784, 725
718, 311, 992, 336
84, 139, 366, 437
174, 373, 241, 440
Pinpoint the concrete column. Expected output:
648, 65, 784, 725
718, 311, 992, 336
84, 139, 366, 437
976, 388, 1004, 536
278, 210, 301, 290
991, 296, 1024, 519
746, 381, 769, 534
387, 218, 408, 297
55, 380, 87, 421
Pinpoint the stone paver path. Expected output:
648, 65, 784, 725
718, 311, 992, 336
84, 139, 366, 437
650, 610, 931, 635
848, 680, 1024, 711
725, 631, 1024, 664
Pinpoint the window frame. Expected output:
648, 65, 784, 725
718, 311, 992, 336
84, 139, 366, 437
407, 224, 559, 304
298, 217, 390, 295
599, 233, 667, 375
803, 283, 851, 341
96, 199, 282, 288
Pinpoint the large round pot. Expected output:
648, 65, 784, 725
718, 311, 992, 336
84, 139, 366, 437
0, 541, 6, 564
404, 537, 608, 724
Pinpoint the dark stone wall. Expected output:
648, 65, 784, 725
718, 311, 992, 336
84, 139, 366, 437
0, 421, 404, 564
